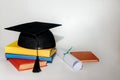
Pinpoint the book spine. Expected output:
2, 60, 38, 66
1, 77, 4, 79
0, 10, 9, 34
5, 53, 54, 62
5, 47, 56, 57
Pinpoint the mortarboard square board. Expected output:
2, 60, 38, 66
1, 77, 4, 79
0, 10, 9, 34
5, 21, 62, 72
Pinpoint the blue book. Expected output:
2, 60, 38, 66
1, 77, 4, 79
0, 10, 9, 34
6, 53, 56, 63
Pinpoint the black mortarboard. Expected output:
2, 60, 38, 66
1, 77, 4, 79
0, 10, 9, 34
5, 21, 61, 49
5, 21, 61, 72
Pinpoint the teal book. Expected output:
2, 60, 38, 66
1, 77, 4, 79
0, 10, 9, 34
6, 53, 56, 63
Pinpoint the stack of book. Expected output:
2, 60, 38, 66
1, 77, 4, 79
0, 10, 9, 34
5, 41, 56, 71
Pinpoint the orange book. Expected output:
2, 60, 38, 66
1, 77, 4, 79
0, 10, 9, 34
8, 58, 47, 71
70, 51, 99, 63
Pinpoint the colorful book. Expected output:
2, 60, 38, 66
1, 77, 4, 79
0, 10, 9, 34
6, 53, 56, 63
70, 51, 99, 63
8, 58, 47, 71
5, 41, 56, 57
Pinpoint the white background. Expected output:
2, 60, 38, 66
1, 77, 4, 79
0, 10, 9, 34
0, 0, 120, 80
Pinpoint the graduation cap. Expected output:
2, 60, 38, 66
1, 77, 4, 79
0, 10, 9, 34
5, 21, 61, 72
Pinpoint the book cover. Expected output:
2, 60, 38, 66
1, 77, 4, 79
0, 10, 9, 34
8, 58, 47, 71
70, 51, 99, 63
5, 41, 56, 57
6, 53, 56, 63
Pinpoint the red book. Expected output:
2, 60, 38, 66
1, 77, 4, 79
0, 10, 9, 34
70, 51, 99, 63
8, 58, 47, 71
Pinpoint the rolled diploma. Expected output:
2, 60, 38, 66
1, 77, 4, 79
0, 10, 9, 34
57, 49, 83, 71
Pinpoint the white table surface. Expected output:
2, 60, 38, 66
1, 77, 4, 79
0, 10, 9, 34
0, 49, 120, 80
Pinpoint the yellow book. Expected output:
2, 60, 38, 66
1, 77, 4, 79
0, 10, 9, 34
5, 41, 56, 57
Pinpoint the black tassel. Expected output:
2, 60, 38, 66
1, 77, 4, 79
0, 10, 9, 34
32, 55, 41, 72
32, 36, 41, 73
